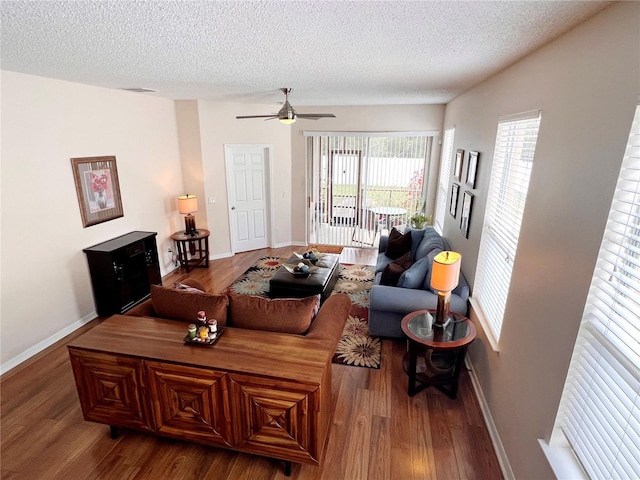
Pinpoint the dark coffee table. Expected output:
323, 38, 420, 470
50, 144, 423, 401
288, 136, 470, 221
269, 254, 340, 303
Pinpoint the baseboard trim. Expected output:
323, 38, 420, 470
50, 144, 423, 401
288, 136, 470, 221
1, 311, 97, 375
465, 357, 515, 480
210, 251, 233, 261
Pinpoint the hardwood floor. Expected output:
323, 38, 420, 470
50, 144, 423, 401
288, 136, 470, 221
1, 246, 503, 480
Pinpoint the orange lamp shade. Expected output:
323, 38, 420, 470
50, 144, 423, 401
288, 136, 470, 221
430, 251, 461, 292
178, 195, 198, 214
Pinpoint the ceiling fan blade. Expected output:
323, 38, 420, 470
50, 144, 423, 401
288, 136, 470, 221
236, 114, 278, 119
296, 113, 337, 119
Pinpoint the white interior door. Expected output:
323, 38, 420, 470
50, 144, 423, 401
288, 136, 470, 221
225, 145, 271, 253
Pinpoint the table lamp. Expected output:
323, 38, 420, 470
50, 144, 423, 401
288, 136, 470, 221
430, 251, 461, 328
178, 194, 198, 236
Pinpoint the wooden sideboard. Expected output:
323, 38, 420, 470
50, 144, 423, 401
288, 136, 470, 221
68, 315, 333, 472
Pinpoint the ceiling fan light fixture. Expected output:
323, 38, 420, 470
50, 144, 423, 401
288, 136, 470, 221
236, 88, 334, 123
278, 99, 296, 124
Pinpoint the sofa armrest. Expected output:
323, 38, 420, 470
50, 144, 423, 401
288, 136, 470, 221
378, 235, 389, 253
452, 272, 470, 302
370, 284, 468, 316
126, 298, 156, 317
305, 293, 351, 347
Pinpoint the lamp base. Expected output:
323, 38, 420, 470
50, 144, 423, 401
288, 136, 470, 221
184, 214, 198, 236
434, 290, 452, 328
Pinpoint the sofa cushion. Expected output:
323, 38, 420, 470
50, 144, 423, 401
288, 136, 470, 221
415, 227, 447, 261
404, 226, 426, 260
228, 294, 320, 335
398, 257, 431, 289
380, 252, 412, 286
150, 285, 228, 324
386, 227, 412, 259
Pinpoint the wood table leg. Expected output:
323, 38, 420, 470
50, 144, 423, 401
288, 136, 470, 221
407, 342, 418, 396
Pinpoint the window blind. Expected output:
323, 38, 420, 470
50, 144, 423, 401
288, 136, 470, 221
554, 103, 640, 479
473, 111, 541, 341
307, 134, 430, 246
435, 128, 455, 234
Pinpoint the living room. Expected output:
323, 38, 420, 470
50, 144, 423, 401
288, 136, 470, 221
2, 2, 639, 479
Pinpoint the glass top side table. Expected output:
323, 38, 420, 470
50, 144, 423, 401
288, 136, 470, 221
401, 309, 476, 398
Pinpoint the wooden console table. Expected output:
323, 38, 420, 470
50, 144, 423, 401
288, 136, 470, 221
68, 315, 333, 475
171, 229, 210, 272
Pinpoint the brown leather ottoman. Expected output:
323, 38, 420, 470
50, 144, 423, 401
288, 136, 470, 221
269, 254, 340, 303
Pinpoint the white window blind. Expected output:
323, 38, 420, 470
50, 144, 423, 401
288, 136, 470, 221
435, 128, 455, 234
554, 102, 640, 479
306, 134, 431, 247
473, 110, 541, 341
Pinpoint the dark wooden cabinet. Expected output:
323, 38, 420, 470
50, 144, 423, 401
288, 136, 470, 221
83, 231, 161, 316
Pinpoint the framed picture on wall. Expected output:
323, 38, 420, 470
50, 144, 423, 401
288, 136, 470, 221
460, 190, 474, 238
466, 151, 479, 188
449, 183, 460, 217
454, 149, 464, 181
71, 156, 124, 227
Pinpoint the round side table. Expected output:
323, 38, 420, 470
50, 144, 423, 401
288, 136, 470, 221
171, 229, 210, 273
401, 310, 476, 399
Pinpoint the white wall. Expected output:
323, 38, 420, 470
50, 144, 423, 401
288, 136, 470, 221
290, 104, 446, 242
0, 71, 184, 370
441, 3, 639, 478
175, 101, 207, 232
189, 101, 293, 255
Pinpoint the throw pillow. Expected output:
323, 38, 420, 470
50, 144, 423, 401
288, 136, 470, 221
150, 285, 228, 324
415, 227, 446, 260
404, 226, 426, 260
228, 294, 320, 335
380, 262, 405, 286
398, 257, 431, 289
379, 251, 413, 286
385, 227, 412, 259
423, 248, 444, 292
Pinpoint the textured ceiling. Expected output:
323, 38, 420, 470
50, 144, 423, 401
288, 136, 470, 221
1, 1, 611, 106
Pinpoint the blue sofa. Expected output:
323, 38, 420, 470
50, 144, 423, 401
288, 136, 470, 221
368, 227, 470, 338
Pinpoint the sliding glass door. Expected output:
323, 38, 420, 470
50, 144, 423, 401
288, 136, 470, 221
307, 133, 432, 248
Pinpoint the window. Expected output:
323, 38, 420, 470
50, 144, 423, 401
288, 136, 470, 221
552, 102, 640, 479
435, 127, 455, 234
472, 111, 541, 344
304, 132, 434, 247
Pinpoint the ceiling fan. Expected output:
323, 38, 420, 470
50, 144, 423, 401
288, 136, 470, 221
236, 88, 336, 124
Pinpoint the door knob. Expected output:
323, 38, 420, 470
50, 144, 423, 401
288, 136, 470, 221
231, 206, 236, 210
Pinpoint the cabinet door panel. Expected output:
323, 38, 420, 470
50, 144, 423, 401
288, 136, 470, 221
229, 374, 320, 464
146, 362, 233, 447
68, 349, 152, 431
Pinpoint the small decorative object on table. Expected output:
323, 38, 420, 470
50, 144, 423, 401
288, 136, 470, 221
188, 324, 197, 339
184, 323, 224, 346
282, 261, 318, 277
293, 248, 326, 265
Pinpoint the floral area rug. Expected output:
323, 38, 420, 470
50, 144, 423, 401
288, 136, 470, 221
226, 257, 381, 369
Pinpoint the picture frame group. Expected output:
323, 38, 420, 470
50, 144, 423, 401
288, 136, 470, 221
460, 191, 474, 238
